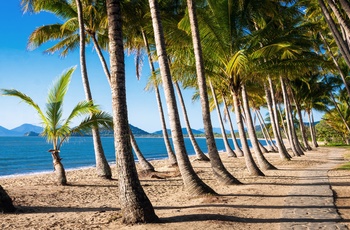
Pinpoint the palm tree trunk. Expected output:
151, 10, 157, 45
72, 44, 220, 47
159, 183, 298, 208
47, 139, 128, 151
174, 82, 210, 161
256, 108, 278, 151
0, 185, 16, 213
222, 95, 244, 156
280, 76, 303, 156
264, 82, 290, 160
310, 110, 319, 147
330, 91, 350, 133
290, 88, 312, 150
327, 0, 350, 41
307, 111, 318, 148
107, 0, 158, 223
130, 130, 155, 172
50, 150, 67, 185
142, 29, 177, 165
319, 0, 350, 68
339, 0, 350, 19
75, 0, 111, 179
148, 0, 217, 194
268, 77, 284, 140
91, 34, 111, 86
186, 0, 241, 185
320, 32, 350, 97
209, 81, 236, 157
241, 85, 276, 170
232, 91, 264, 176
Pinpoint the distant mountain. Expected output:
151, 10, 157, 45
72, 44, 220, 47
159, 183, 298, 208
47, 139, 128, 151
11, 123, 43, 134
0, 126, 19, 136
199, 127, 231, 134
97, 124, 150, 136
0, 124, 43, 136
130, 124, 150, 136
152, 128, 204, 136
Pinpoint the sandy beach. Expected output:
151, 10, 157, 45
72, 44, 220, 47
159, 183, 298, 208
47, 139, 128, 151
1, 146, 349, 229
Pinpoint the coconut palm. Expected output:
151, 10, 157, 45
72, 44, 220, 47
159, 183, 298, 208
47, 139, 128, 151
174, 81, 210, 161
106, 0, 158, 223
21, 0, 112, 178
1, 67, 113, 185
148, 0, 216, 195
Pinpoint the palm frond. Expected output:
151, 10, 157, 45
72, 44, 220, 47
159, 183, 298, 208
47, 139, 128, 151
0, 89, 47, 123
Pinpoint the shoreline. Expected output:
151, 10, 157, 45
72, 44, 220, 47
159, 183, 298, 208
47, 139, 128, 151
1, 146, 349, 229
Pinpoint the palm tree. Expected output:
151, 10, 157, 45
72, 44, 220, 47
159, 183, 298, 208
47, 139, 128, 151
241, 84, 277, 170
123, 0, 178, 165
174, 81, 210, 161
148, 0, 216, 195
1, 67, 112, 185
106, 0, 158, 223
21, 0, 112, 179
208, 80, 236, 157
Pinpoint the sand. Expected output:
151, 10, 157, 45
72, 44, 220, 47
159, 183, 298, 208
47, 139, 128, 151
0, 146, 349, 230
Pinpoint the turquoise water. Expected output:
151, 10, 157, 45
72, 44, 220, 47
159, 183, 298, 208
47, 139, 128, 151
0, 136, 258, 177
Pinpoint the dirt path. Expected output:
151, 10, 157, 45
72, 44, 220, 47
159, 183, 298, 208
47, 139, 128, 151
280, 149, 348, 229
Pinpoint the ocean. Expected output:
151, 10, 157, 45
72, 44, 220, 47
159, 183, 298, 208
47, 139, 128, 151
0, 136, 259, 178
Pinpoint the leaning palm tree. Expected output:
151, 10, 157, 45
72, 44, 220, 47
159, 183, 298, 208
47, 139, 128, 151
1, 67, 113, 185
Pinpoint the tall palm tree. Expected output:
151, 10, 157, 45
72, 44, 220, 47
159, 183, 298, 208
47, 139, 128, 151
106, 0, 158, 223
241, 84, 277, 170
148, 0, 217, 194
208, 80, 236, 157
21, 0, 112, 179
1, 67, 113, 185
123, 0, 177, 165
174, 81, 210, 161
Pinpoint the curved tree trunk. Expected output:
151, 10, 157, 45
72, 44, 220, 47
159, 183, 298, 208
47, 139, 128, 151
232, 91, 264, 176
50, 150, 67, 185
327, 0, 350, 42
174, 82, 210, 161
149, 0, 217, 194
256, 108, 278, 152
130, 130, 155, 172
280, 76, 303, 156
142, 29, 177, 165
268, 77, 284, 141
319, 0, 350, 68
241, 85, 276, 170
75, 0, 111, 179
107, 0, 158, 223
290, 88, 312, 150
264, 82, 291, 160
0, 185, 15, 213
320, 32, 350, 98
209, 80, 236, 157
222, 95, 244, 156
186, 0, 241, 185
339, 0, 350, 19
310, 110, 319, 147
307, 111, 318, 148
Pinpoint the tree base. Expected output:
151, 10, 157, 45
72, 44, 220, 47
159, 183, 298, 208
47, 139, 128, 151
0, 186, 16, 213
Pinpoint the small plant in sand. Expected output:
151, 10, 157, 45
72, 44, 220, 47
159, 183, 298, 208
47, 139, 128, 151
1, 67, 112, 185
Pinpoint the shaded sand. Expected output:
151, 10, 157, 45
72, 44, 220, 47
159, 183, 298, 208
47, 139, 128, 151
0, 146, 349, 229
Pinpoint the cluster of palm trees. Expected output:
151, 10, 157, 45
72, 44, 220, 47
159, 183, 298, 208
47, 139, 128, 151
1, 0, 349, 224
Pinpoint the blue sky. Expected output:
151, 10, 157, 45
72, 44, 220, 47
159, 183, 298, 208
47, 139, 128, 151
0, 1, 209, 133
0, 2, 323, 133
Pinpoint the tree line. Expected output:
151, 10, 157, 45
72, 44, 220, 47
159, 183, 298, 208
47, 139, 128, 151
0, 0, 349, 225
